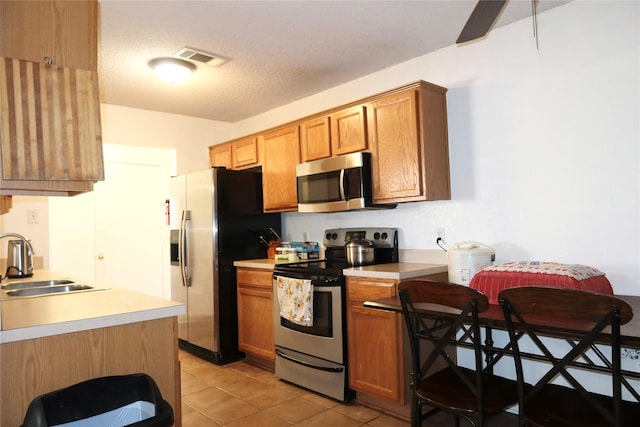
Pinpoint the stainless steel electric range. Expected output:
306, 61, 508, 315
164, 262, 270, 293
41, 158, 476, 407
272, 227, 398, 401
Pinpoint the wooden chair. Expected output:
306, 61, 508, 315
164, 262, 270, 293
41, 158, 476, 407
499, 286, 640, 427
398, 280, 519, 427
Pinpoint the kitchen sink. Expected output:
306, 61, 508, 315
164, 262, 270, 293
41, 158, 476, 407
5, 284, 98, 297
1, 279, 75, 290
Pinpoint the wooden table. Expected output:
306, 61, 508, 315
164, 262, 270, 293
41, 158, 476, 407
364, 272, 640, 350
365, 294, 640, 349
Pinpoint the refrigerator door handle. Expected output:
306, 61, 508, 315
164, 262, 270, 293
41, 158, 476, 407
180, 209, 191, 287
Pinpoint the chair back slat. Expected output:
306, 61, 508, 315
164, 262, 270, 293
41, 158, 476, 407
399, 280, 490, 313
499, 286, 633, 326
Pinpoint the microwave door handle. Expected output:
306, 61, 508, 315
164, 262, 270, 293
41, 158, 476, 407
339, 169, 347, 201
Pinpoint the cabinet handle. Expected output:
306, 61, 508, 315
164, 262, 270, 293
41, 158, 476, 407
97, 253, 104, 260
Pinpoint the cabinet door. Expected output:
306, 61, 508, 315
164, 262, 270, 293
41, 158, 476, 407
331, 105, 367, 156
232, 136, 260, 169
0, 57, 104, 188
209, 144, 232, 169
0, 0, 98, 71
260, 125, 300, 212
367, 90, 423, 204
347, 277, 404, 403
237, 269, 275, 363
300, 117, 331, 162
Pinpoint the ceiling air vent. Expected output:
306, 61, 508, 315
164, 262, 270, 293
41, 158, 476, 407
173, 47, 229, 67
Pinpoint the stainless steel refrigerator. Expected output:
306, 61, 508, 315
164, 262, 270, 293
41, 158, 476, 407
169, 167, 280, 364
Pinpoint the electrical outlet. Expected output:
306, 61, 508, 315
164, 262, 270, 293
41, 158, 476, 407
435, 226, 445, 242
27, 209, 39, 224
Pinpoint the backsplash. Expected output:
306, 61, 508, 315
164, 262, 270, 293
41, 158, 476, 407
399, 249, 447, 264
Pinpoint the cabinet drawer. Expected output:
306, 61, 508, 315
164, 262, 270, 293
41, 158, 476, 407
237, 268, 272, 289
347, 277, 397, 303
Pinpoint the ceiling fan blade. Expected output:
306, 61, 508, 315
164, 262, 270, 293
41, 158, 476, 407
456, 0, 508, 44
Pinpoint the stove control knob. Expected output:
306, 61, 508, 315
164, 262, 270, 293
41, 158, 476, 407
381, 232, 388, 240
331, 232, 338, 240
373, 232, 381, 240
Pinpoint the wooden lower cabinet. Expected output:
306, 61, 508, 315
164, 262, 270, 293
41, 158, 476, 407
0, 317, 181, 427
237, 267, 275, 370
346, 276, 405, 404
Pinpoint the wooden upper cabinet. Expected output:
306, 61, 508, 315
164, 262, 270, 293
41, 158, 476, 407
209, 144, 232, 169
0, 0, 98, 71
260, 125, 300, 212
0, 57, 103, 194
300, 117, 331, 162
0, 1, 103, 195
232, 136, 259, 169
210, 80, 449, 211
299, 106, 367, 163
209, 137, 260, 170
367, 83, 450, 204
331, 105, 367, 156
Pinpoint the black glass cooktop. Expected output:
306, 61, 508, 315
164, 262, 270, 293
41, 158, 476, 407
273, 259, 348, 277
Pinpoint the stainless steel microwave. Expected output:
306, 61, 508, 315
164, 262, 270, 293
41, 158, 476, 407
296, 152, 396, 213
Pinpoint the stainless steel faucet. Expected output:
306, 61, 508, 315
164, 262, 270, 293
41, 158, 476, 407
0, 232, 35, 255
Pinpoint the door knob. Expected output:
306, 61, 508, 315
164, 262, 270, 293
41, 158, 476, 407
97, 253, 104, 260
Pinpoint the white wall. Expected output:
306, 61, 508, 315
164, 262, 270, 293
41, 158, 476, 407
0, 196, 49, 265
239, 0, 640, 296
100, 104, 234, 175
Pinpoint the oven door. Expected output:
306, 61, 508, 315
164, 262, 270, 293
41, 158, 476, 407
273, 274, 345, 364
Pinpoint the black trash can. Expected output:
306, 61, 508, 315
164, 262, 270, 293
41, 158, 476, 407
21, 373, 174, 427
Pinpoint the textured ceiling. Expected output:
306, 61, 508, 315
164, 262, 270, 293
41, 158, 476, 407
98, 0, 570, 123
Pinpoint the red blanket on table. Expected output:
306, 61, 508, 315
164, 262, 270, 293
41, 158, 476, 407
470, 261, 614, 305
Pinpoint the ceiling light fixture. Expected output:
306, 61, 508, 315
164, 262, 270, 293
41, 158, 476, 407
149, 57, 196, 84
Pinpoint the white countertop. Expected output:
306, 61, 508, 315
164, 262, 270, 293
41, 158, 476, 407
234, 258, 447, 280
234, 258, 279, 269
0, 271, 185, 344
342, 262, 447, 280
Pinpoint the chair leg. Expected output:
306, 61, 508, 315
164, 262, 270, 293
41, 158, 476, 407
411, 399, 421, 427
454, 414, 461, 427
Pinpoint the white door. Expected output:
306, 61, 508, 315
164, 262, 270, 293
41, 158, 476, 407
49, 145, 176, 298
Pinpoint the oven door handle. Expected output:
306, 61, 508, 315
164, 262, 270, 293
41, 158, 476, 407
273, 275, 342, 288
275, 349, 344, 373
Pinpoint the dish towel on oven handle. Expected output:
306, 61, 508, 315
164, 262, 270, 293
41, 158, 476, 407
276, 276, 313, 326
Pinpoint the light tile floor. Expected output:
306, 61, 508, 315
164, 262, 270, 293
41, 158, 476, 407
179, 350, 518, 426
